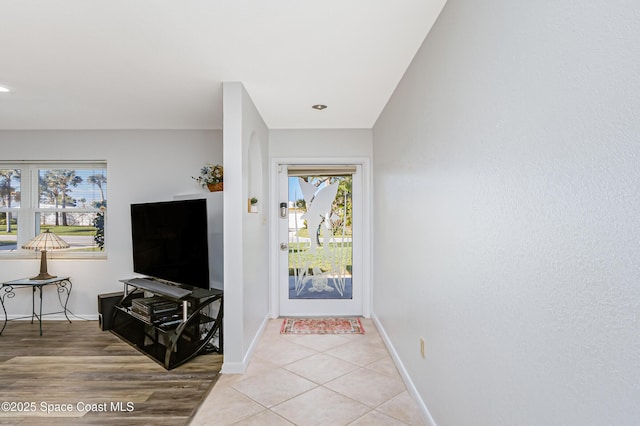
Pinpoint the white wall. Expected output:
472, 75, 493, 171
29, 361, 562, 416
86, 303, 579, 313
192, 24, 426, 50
222, 82, 270, 373
269, 129, 372, 159
372, 0, 640, 425
0, 130, 222, 318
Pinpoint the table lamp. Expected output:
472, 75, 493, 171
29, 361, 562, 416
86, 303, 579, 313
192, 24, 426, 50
22, 229, 70, 280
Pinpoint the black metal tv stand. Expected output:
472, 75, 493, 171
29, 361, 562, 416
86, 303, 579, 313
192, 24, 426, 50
111, 277, 223, 370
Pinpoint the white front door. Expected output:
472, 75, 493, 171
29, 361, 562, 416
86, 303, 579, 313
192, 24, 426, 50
278, 164, 363, 316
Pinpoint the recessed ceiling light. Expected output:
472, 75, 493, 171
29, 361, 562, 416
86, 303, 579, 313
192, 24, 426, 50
312, 104, 327, 110
0, 86, 10, 93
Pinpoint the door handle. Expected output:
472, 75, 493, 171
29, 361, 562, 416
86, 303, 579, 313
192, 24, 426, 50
280, 243, 288, 251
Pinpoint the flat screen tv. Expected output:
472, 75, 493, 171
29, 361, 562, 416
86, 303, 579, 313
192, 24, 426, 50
131, 199, 210, 289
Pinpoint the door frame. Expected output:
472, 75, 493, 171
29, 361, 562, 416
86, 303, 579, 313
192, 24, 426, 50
269, 157, 372, 318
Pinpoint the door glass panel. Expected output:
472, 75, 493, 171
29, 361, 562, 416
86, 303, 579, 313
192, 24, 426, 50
288, 174, 352, 299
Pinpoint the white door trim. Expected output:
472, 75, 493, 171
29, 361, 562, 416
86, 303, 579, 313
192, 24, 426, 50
269, 157, 372, 318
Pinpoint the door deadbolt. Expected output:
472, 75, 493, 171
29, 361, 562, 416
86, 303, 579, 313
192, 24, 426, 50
280, 243, 288, 251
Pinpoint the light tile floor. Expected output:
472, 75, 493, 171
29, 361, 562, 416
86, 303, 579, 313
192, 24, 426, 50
190, 318, 427, 426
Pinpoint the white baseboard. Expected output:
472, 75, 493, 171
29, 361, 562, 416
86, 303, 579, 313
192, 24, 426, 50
220, 361, 245, 374
372, 313, 438, 426
220, 314, 269, 374
5, 314, 98, 321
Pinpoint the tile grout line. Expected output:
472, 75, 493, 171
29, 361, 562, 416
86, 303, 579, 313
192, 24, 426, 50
194, 319, 424, 426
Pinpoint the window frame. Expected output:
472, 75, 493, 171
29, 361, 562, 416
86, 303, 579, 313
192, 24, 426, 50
0, 161, 107, 259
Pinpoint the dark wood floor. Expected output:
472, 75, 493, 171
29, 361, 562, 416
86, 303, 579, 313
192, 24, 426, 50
0, 320, 222, 426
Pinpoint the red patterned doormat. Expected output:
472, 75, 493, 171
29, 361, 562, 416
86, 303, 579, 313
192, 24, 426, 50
280, 317, 365, 335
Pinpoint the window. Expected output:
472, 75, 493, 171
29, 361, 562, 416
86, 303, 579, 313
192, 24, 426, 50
0, 168, 20, 252
0, 162, 107, 257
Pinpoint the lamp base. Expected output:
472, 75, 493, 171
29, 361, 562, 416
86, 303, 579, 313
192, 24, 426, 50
31, 249, 55, 281
30, 272, 56, 281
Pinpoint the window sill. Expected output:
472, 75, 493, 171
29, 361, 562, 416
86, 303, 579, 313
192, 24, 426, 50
0, 252, 108, 260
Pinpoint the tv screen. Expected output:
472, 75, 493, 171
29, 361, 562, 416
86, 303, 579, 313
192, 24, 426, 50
131, 199, 210, 289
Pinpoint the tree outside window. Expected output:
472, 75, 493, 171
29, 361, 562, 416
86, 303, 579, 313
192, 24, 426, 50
37, 167, 107, 252
0, 169, 21, 252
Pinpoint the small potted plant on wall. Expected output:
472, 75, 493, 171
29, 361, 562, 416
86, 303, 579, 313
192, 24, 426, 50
249, 197, 259, 213
193, 164, 223, 192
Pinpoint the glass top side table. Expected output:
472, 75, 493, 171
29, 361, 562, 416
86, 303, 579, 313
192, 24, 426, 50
0, 277, 72, 336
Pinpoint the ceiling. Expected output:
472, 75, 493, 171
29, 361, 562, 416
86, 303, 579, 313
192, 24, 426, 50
0, 1, 445, 130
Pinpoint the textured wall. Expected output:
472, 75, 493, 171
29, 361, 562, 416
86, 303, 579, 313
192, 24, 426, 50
239, 85, 270, 360
269, 129, 373, 159
372, 0, 640, 424
222, 82, 270, 373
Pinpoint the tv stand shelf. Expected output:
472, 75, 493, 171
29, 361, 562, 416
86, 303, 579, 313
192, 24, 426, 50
111, 278, 223, 370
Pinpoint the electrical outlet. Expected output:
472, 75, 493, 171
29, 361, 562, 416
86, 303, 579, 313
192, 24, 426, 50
420, 337, 425, 359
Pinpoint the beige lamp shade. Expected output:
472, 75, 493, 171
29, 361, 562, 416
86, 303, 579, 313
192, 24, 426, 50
22, 229, 70, 280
